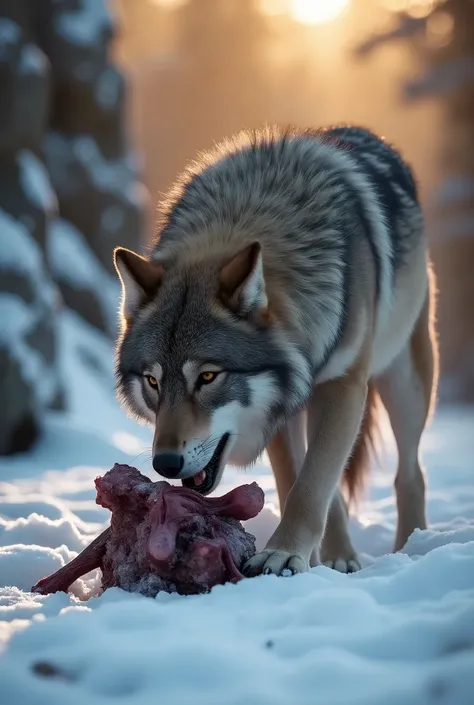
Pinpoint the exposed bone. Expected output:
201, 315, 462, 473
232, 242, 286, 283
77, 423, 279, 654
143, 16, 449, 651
32, 529, 110, 595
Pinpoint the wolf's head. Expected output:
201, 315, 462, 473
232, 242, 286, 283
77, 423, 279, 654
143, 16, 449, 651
114, 242, 311, 495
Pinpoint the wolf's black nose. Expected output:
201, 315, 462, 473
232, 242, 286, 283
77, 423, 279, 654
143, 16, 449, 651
152, 452, 185, 478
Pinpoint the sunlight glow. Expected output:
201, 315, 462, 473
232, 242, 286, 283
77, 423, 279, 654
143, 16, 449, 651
149, 0, 188, 9
381, 0, 437, 13
258, 0, 289, 17
289, 0, 350, 26
426, 10, 454, 47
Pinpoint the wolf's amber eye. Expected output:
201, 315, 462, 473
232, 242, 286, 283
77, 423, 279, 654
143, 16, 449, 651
146, 375, 158, 389
198, 371, 218, 385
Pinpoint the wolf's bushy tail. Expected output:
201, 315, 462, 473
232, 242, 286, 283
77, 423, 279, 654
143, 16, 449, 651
341, 380, 381, 506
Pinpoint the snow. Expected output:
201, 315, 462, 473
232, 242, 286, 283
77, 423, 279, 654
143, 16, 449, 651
0, 209, 43, 274
100, 204, 124, 232
95, 67, 121, 110
0, 18, 20, 52
18, 151, 58, 215
0, 295, 58, 406
0, 295, 33, 346
20, 45, 48, 76
0, 210, 58, 405
55, 0, 114, 48
72, 134, 147, 208
0, 307, 473, 703
0, 208, 56, 309
45, 131, 148, 209
48, 219, 119, 331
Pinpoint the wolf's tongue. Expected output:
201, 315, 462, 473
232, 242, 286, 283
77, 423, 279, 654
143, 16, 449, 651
193, 470, 206, 487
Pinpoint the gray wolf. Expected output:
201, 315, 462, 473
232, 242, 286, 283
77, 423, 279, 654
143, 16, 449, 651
113, 125, 438, 576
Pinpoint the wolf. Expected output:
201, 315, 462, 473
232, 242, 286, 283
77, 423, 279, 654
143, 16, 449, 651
113, 125, 438, 576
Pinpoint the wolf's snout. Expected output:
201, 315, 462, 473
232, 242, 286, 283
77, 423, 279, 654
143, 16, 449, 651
152, 452, 184, 479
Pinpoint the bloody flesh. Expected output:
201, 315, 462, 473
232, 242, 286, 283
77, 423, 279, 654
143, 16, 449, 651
32, 464, 264, 597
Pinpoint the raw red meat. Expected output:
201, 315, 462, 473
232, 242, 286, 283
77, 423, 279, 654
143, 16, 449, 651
32, 464, 264, 597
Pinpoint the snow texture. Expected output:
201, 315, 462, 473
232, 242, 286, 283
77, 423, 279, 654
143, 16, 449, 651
0, 295, 55, 405
45, 131, 147, 208
0, 210, 43, 274
19, 45, 48, 76
48, 218, 119, 330
0, 210, 58, 405
55, 0, 114, 48
18, 151, 58, 215
72, 134, 146, 207
95, 67, 120, 110
0, 18, 20, 51
0, 308, 473, 704
0, 209, 56, 308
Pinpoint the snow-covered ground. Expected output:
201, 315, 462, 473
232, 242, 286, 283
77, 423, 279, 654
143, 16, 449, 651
0, 309, 473, 705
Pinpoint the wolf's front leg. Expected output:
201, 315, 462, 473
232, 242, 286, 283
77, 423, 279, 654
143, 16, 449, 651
244, 373, 368, 577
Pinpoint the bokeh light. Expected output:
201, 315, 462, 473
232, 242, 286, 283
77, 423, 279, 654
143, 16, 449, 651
288, 0, 350, 25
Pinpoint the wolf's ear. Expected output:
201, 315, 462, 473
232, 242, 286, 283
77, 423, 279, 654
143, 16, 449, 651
114, 247, 163, 320
219, 242, 268, 317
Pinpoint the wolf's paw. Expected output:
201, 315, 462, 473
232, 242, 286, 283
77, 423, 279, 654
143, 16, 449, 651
244, 549, 309, 577
323, 556, 361, 573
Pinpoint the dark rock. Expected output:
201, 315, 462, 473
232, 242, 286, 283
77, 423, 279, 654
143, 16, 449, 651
0, 270, 35, 304
44, 131, 145, 274
58, 280, 109, 332
0, 153, 57, 252
50, 63, 126, 160
0, 0, 47, 38
25, 315, 56, 365
32, 660, 76, 682
40, 0, 115, 86
47, 218, 119, 335
0, 24, 50, 154
0, 345, 39, 455
0, 0, 145, 454
0, 211, 63, 455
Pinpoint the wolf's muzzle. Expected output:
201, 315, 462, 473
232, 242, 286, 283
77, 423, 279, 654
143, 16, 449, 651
152, 452, 184, 479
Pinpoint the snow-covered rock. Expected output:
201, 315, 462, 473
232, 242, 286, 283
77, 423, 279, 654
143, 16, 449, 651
0, 150, 56, 253
42, 0, 115, 86
39, 0, 147, 289
0, 0, 145, 459
0, 21, 49, 153
0, 210, 63, 455
48, 218, 119, 335
18, 151, 57, 216
50, 63, 127, 158
44, 131, 147, 275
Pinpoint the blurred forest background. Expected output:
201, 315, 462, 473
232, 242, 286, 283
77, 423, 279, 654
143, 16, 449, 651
0, 0, 473, 458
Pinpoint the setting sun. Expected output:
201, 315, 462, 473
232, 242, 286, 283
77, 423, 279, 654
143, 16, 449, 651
289, 0, 350, 25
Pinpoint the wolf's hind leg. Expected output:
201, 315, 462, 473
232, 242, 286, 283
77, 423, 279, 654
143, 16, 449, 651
376, 281, 438, 552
